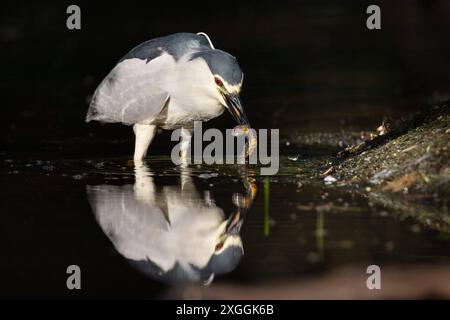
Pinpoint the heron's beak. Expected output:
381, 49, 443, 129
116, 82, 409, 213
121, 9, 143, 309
224, 93, 249, 126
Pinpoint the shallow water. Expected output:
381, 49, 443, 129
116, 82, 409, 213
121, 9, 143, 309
1, 155, 449, 298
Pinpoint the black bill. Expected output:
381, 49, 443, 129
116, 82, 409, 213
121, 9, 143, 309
224, 93, 249, 125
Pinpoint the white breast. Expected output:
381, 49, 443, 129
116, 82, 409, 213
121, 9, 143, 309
161, 57, 225, 129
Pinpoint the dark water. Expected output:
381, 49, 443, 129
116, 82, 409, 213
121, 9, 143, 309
1, 155, 449, 298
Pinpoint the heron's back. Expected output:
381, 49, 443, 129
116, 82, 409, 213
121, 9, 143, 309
86, 33, 219, 126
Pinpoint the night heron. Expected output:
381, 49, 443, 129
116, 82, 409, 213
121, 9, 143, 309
86, 32, 249, 160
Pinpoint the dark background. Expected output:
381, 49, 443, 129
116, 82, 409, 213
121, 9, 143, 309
1, 0, 450, 157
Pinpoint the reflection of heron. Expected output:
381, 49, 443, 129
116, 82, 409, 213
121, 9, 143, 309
86, 161, 256, 285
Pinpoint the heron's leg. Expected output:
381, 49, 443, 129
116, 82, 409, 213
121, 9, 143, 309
179, 127, 192, 189
133, 124, 157, 160
180, 127, 192, 161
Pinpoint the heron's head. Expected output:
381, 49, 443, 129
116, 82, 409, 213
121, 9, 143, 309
191, 49, 249, 125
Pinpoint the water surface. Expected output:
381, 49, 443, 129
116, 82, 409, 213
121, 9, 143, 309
1, 155, 449, 298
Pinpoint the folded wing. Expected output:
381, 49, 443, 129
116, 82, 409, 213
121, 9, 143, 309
86, 54, 174, 125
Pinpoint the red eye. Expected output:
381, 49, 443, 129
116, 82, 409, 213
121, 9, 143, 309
215, 242, 224, 251
214, 77, 223, 87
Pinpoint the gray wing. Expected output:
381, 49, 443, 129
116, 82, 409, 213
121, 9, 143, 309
86, 55, 172, 125
86, 33, 212, 125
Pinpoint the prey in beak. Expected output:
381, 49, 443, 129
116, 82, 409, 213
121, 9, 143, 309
214, 75, 255, 158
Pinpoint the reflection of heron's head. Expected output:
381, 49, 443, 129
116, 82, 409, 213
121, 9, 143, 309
129, 210, 245, 285
201, 237, 244, 280
130, 235, 243, 285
